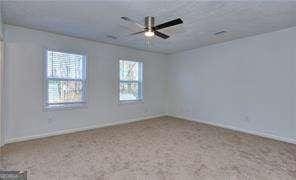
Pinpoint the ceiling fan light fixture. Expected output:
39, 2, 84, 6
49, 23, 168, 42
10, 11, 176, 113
122, 16, 183, 40
144, 30, 155, 37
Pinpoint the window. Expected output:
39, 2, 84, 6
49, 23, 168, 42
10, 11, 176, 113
45, 50, 87, 109
119, 60, 143, 103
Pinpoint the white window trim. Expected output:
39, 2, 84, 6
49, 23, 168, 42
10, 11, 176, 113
44, 48, 88, 111
117, 59, 144, 105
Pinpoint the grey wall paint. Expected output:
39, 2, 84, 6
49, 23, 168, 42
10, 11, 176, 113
3, 24, 296, 144
293, 34, 296, 140
0, 3, 3, 40
4, 25, 168, 142
168, 27, 296, 141
0, 4, 3, 147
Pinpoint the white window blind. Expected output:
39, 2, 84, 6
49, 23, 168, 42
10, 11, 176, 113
119, 60, 143, 102
45, 50, 87, 109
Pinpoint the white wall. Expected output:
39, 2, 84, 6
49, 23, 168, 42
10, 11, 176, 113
168, 27, 296, 143
0, 2, 3, 40
4, 25, 168, 143
4, 24, 296, 145
0, 3, 4, 147
0, 42, 3, 147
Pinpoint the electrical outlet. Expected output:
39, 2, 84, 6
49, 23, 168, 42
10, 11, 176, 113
186, 107, 192, 114
243, 115, 251, 123
240, 113, 251, 123
48, 117, 54, 124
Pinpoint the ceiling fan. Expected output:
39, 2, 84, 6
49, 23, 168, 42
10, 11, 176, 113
121, 16, 183, 39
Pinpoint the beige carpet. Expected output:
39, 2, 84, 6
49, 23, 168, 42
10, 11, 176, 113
1, 116, 296, 180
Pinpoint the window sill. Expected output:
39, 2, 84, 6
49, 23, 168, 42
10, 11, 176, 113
118, 99, 144, 105
44, 102, 87, 111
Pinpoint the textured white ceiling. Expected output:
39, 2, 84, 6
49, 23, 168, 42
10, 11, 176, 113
2, 1, 296, 54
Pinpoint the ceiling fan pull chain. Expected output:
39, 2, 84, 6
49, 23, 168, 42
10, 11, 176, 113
145, 37, 152, 48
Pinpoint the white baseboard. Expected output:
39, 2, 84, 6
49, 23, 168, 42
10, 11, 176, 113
5, 114, 165, 144
170, 115, 296, 145
6, 114, 295, 145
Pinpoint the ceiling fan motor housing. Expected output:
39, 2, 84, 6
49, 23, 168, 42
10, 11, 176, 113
145, 16, 155, 30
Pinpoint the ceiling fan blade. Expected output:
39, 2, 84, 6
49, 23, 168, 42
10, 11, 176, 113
121, 16, 145, 29
154, 18, 183, 30
130, 30, 146, 35
155, 31, 169, 39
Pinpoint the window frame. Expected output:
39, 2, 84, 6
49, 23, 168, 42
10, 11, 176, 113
117, 59, 144, 104
44, 48, 88, 110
